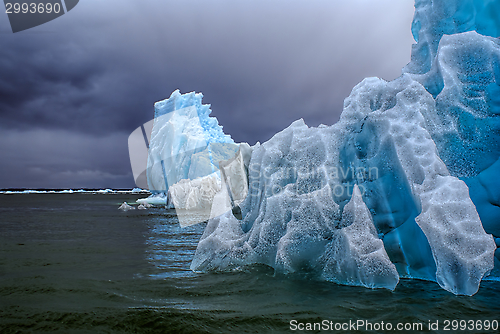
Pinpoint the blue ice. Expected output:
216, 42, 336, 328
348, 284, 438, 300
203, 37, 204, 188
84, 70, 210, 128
146, 0, 500, 295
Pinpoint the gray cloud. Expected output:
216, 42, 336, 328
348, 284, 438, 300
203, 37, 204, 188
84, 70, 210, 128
0, 0, 415, 188
0, 129, 132, 189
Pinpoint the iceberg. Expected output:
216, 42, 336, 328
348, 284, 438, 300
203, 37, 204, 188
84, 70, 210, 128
146, 90, 237, 194
142, 90, 252, 226
118, 202, 135, 211
141, 0, 500, 295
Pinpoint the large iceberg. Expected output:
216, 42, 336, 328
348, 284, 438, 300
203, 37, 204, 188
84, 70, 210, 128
143, 90, 252, 226
147, 89, 237, 194
144, 0, 500, 295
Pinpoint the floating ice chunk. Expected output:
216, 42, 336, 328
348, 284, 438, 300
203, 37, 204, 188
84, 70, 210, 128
137, 203, 153, 210
118, 202, 134, 211
136, 193, 168, 206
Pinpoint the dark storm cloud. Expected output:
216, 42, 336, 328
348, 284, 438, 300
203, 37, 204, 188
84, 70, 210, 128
0, 34, 154, 135
0, 0, 415, 188
0, 129, 132, 189
0, 41, 104, 129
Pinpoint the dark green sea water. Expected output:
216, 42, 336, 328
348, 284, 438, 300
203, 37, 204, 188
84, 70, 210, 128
0, 194, 498, 333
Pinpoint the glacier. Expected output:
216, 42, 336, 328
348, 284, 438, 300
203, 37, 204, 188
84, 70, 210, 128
143, 0, 500, 295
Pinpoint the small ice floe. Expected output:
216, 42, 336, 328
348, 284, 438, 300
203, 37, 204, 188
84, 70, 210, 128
136, 193, 168, 206
137, 203, 153, 210
118, 202, 135, 211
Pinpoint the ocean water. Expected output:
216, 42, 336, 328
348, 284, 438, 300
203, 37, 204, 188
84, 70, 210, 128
0, 193, 498, 334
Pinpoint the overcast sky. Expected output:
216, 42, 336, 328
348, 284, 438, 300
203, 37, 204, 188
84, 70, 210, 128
0, 0, 415, 189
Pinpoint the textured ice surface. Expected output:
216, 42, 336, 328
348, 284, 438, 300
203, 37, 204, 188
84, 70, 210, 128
320, 185, 399, 290
146, 90, 237, 193
405, 0, 500, 75
145, 0, 500, 294
192, 74, 495, 294
340, 74, 496, 294
404, 0, 500, 279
